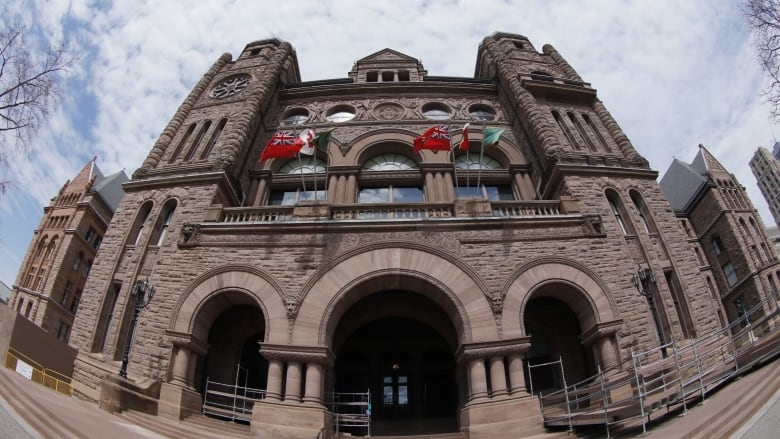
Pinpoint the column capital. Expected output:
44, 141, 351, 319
260, 343, 334, 366
164, 330, 209, 356
456, 338, 531, 363
580, 319, 623, 346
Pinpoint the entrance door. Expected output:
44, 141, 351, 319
381, 372, 410, 419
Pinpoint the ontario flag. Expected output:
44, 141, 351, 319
259, 131, 304, 162
414, 125, 451, 154
459, 123, 470, 151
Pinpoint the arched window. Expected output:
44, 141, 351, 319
605, 189, 634, 235
46, 237, 58, 259
268, 157, 328, 205
711, 235, 724, 255
184, 120, 212, 161
34, 237, 47, 259
169, 123, 196, 163
72, 252, 83, 271
453, 154, 511, 199
200, 118, 227, 159
749, 217, 761, 236
129, 202, 154, 247
150, 200, 178, 247
453, 154, 502, 170
278, 156, 327, 174
362, 153, 418, 172
629, 190, 657, 234
359, 153, 422, 204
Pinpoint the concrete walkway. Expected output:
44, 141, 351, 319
1, 358, 780, 438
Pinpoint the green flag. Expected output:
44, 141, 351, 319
314, 129, 334, 152
483, 128, 504, 148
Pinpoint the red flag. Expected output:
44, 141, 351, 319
259, 131, 304, 162
459, 123, 470, 151
414, 125, 451, 154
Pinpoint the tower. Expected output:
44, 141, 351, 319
67, 33, 734, 438
9, 158, 127, 342
750, 145, 780, 226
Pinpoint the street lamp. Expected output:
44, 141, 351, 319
119, 278, 156, 378
631, 264, 667, 357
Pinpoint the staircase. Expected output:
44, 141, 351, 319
119, 411, 250, 438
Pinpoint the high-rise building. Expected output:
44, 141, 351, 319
750, 145, 780, 226
8, 158, 127, 342
63, 33, 767, 438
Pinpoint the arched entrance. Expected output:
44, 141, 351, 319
184, 290, 269, 416
332, 290, 459, 436
523, 283, 597, 393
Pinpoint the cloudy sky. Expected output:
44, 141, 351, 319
1, 0, 778, 287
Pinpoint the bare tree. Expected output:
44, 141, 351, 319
0, 23, 73, 193
746, 0, 780, 119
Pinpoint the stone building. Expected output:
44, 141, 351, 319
661, 146, 780, 334
750, 145, 780, 227
67, 33, 732, 438
8, 158, 127, 342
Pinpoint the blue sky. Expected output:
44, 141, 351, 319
1, 0, 779, 287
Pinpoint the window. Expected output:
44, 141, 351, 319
326, 105, 356, 123
722, 261, 738, 287
605, 190, 633, 235
712, 236, 724, 255
422, 103, 450, 120
56, 321, 70, 342
362, 153, 418, 172
46, 238, 58, 259
366, 71, 378, 82
70, 290, 82, 313
200, 118, 227, 159
277, 156, 326, 174
359, 186, 423, 203
82, 260, 92, 278
468, 104, 496, 121
73, 253, 83, 271
397, 70, 410, 81
24, 302, 32, 318
454, 154, 502, 170
552, 110, 579, 150
85, 227, 96, 244
184, 120, 212, 161
456, 184, 513, 200
283, 109, 309, 126
568, 112, 596, 152
152, 202, 177, 247
629, 190, 657, 234
61, 281, 73, 306
169, 123, 196, 163
35, 239, 47, 259
93, 235, 102, 250
383, 375, 409, 406
130, 202, 153, 247
382, 71, 394, 82
268, 189, 326, 205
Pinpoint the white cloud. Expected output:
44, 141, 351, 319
1, 0, 779, 285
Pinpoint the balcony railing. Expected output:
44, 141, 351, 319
217, 199, 573, 225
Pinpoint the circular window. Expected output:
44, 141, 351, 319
209, 74, 250, 99
283, 109, 309, 126
469, 104, 496, 121
422, 103, 451, 120
326, 105, 356, 123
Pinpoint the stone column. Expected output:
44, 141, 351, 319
468, 359, 489, 401
425, 172, 436, 202
303, 363, 324, 404
443, 171, 455, 201
327, 175, 339, 203
435, 172, 445, 201
266, 359, 284, 401
597, 336, 619, 369
170, 345, 191, 386
346, 175, 357, 203
285, 361, 302, 402
488, 357, 508, 397
507, 353, 527, 395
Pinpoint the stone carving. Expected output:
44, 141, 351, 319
582, 214, 604, 235
285, 295, 299, 319
372, 103, 405, 120
180, 222, 201, 244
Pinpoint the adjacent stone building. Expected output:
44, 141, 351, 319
661, 146, 780, 335
66, 33, 745, 438
8, 158, 127, 342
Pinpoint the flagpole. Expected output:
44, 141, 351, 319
477, 122, 486, 195
297, 153, 307, 196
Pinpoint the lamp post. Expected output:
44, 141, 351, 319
119, 278, 156, 378
631, 265, 667, 357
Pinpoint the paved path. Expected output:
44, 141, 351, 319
732, 388, 780, 439
0, 396, 37, 439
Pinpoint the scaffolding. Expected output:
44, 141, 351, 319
329, 390, 371, 436
535, 294, 780, 437
202, 365, 266, 422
